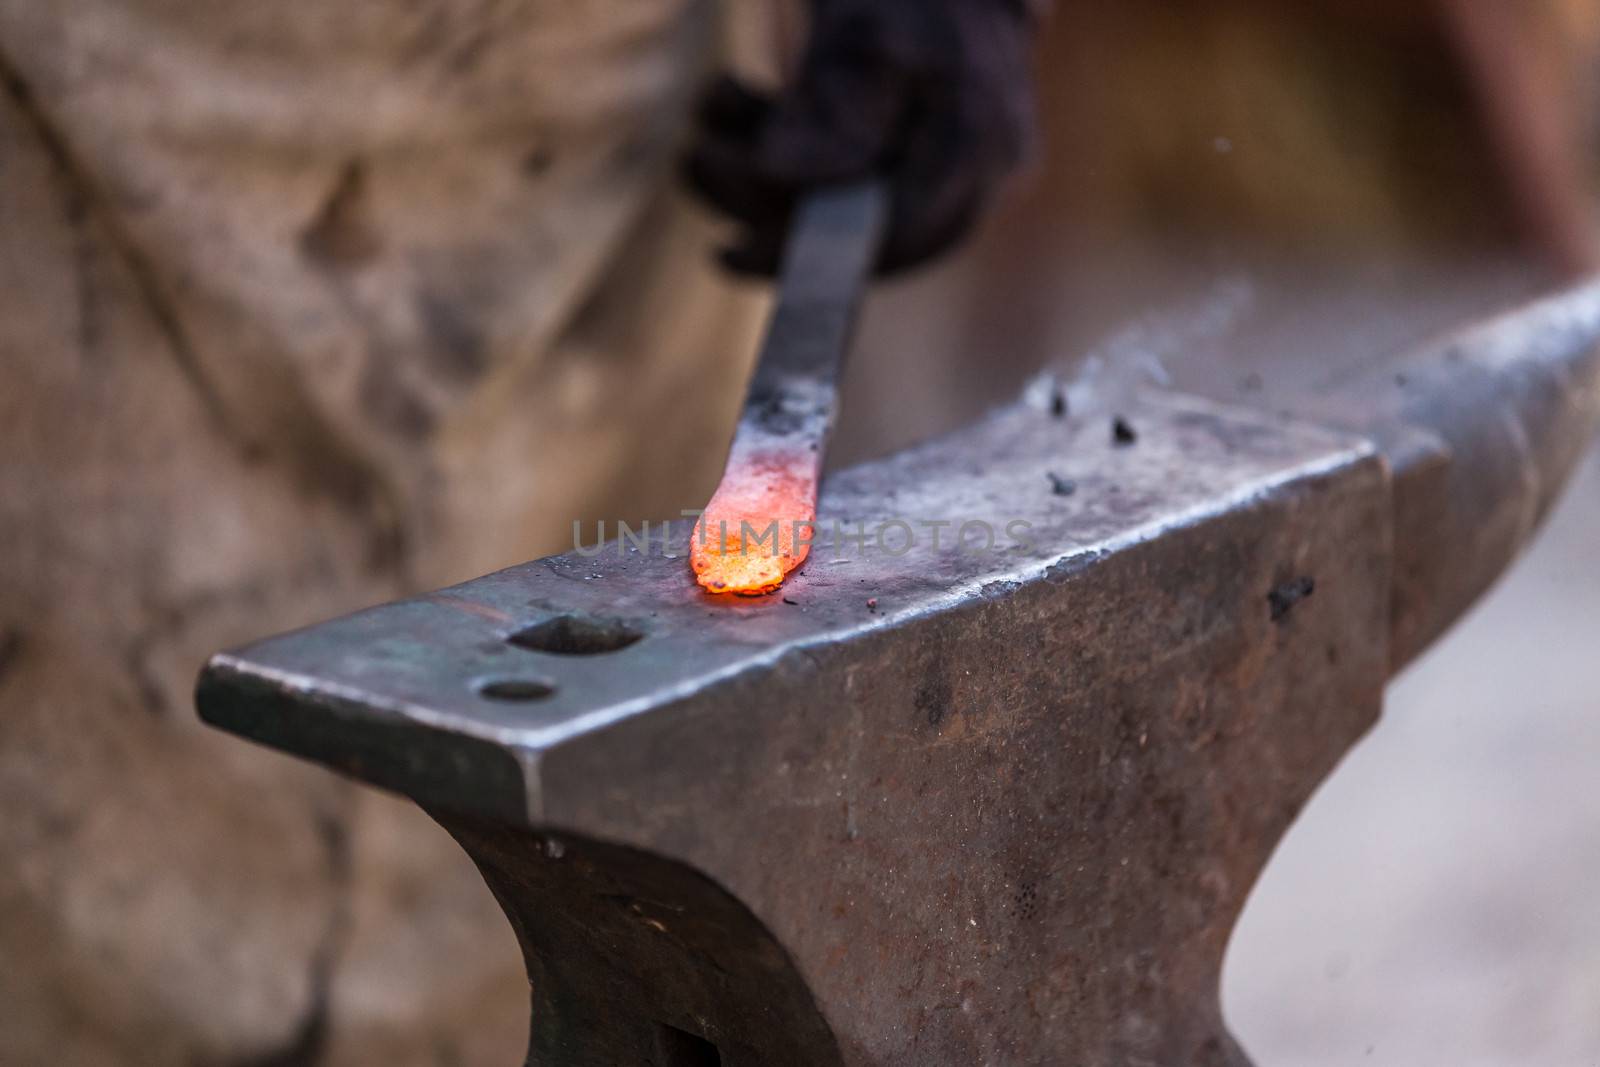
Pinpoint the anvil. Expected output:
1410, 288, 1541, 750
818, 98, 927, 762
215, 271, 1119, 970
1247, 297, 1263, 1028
198, 253, 1600, 1063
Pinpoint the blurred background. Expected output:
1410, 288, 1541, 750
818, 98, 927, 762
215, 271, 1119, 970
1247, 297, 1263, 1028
1, 1, 1597, 1063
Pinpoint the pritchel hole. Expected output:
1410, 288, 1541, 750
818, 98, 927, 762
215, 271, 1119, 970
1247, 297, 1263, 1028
477, 678, 556, 702
508, 614, 643, 656
656, 1023, 721, 1067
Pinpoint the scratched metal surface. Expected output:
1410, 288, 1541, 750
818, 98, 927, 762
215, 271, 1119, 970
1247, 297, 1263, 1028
199, 390, 1375, 826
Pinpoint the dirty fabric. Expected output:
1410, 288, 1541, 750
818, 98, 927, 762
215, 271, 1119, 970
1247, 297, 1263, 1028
0, 1, 766, 1063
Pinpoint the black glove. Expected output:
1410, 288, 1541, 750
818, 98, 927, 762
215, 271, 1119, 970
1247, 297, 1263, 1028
685, 0, 1039, 276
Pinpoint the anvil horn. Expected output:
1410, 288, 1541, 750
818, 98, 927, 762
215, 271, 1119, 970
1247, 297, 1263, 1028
1307, 279, 1600, 670
197, 280, 1600, 1066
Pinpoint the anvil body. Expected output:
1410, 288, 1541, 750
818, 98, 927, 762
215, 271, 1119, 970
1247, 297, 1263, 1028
199, 282, 1600, 1065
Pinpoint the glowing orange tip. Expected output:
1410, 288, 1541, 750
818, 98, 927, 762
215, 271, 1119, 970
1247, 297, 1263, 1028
691, 451, 819, 596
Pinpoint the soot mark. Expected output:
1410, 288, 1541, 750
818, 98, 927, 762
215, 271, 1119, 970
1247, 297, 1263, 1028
915, 673, 952, 728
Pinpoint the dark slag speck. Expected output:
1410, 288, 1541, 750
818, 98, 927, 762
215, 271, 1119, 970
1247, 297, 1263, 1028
1268, 576, 1316, 622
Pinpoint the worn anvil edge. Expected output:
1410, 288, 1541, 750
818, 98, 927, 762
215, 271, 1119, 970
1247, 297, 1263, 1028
198, 654, 535, 824
198, 390, 1380, 827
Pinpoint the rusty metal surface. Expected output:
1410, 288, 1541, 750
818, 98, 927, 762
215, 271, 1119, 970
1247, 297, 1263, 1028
201, 392, 1394, 1064
196, 278, 1600, 1064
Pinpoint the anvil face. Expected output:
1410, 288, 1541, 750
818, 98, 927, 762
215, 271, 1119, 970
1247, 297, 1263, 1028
200, 392, 1394, 1065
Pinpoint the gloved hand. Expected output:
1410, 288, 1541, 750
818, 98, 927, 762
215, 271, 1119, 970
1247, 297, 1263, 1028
685, 0, 1039, 276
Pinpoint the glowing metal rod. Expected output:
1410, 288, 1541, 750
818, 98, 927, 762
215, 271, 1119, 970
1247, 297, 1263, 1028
691, 181, 888, 594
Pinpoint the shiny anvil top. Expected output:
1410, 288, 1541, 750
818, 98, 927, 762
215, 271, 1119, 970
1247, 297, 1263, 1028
199, 389, 1380, 825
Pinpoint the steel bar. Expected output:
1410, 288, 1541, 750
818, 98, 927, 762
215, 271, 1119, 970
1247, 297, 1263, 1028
691, 181, 887, 594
